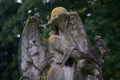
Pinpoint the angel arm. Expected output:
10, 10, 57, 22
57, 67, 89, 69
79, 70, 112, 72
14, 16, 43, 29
48, 34, 96, 60
48, 34, 83, 59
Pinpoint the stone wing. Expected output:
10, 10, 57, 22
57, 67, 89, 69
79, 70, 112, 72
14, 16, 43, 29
67, 12, 91, 53
18, 16, 49, 80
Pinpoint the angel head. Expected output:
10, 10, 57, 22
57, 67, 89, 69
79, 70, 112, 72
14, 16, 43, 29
47, 7, 69, 34
51, 7, 68, 19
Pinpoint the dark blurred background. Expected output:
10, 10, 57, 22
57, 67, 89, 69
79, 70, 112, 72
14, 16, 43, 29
0, 0, 120, 80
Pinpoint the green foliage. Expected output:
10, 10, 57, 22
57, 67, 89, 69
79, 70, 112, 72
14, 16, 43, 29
84, 0, 120, 79
40, 27, 51, 38
0, 0, 120, 80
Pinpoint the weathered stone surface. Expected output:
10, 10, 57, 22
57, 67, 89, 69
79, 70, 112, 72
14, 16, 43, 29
19, 16, 49, 80
19, 11, 109, 80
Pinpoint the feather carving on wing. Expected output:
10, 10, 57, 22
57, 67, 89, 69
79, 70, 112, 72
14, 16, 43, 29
67, 12, 91, 53
18, 16, 50, 80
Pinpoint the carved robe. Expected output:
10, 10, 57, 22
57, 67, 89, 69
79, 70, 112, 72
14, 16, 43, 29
47, 33, 82, 80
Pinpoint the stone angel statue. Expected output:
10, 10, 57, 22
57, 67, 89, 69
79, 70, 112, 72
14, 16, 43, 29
18, 7, 109, 80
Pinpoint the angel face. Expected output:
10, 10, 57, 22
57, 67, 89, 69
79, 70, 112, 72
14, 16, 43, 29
57, 17, 68, 32
49, 15, 68, 34
50, 7, 69, 33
